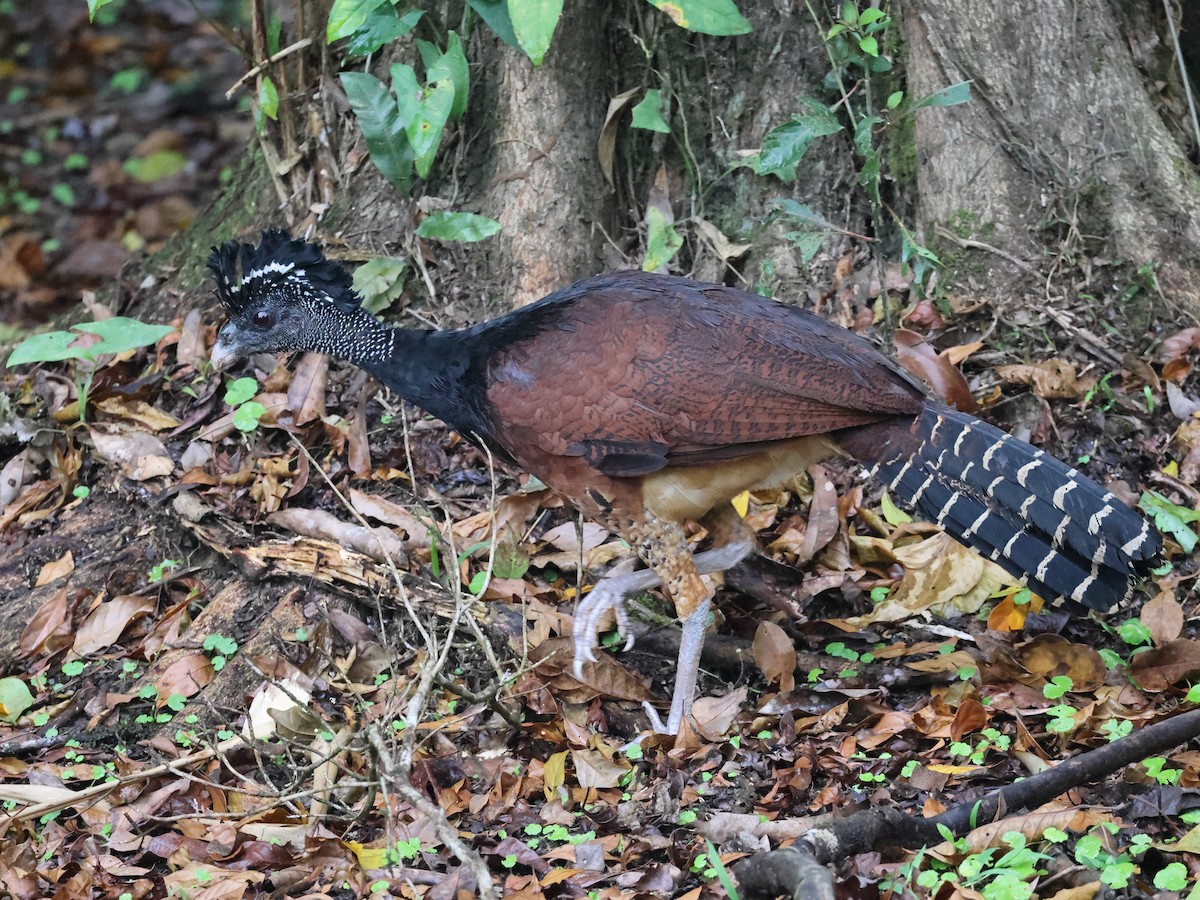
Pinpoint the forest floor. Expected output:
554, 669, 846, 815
1, 2, 1200, 899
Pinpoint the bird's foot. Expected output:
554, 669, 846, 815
571, 560, 660, 679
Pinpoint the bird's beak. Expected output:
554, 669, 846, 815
210, 326, 239, 370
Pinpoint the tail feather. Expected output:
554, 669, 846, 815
868, 403, 1160, 610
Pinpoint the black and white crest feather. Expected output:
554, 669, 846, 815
207, 229, 360, 314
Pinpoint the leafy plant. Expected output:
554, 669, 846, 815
6, 317, 173, 419
744, 2, 969, 292
224, 376, 267, 432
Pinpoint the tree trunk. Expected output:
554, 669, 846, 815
904, 0, 1200, 312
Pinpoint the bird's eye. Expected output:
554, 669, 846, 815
252, 310, 273, 328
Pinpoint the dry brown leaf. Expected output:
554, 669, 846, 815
597, 87, 639, 187
995, 358, 1083, 399
1159, 326, 1200, 364
349, 488, 433, 545
346, 404, 372, 476
986, 592, 1043, 632
571, 749, 627, 790
95, 398, 181, 431
156, 653, 214, 703
34, 550, 74, 587
1130, 639, 1200, 691
288, 351, 328, 425
696, 219, 750, 262
752, 621, 796, 693
906, 650, 978, 674
89, 428, 174, 480
19, 585, 70, 658
847, 533, 1009, 625
793, 464, 840, 564
932, 806, 1115, 857
943, 341, 984, 367
693, 686, 748, 740
1141, 590, 1184, 646
1015, 634, 1105, 691
894, 329, 979, 412
73, 594, 156, 657
949, 698, 989, 741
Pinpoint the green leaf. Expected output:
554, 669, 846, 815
645, 0, 751, 35
886, 90, 903, 110
772, 199, 836, 230
353, 256, 409, 314
631, 89, 671, 133
423, 32, 470, 120
839, 1, 856, 25
51, 183, 76, 207
509, 0, 563, 66
88, 0, 117, 21
7, 318, 171, 367
643, 206, 683, 272
340, 72, 413, 193
754, 101, 842, 181
858, 34, 878, 56
913, 81, 971, 110
0, 677, 34, 723
393, 64, 455, 178
74, 318, 173, 356
233, 401, 267, 432
344, 8, 423, 57
858, 8, 884, 25
224, 377, 259, 407
416, 211, 501, 242
258, 76, 279, 121
327, 0, 390, 43
123, 151, 187, 183
1139, 490, 1198, 554
466, 0, 520, 48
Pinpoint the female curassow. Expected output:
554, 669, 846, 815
208, 229, 1161, 734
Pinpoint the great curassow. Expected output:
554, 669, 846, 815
208, 229, 1162, 734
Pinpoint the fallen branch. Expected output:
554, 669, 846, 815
732, 707, 1200, 899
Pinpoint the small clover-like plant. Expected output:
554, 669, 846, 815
224, 376, 266, 433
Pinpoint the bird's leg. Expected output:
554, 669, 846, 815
572, 512, 755, 734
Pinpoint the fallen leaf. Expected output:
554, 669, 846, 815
696, 219, 750, 262
752, 620, 796, 692
90, 429, 174, 480
1141, 590, 1183, 646
34, 550, 74, 586
1015, 634, 1105, 691
95, 398, 181, 431
156, 653, 215, 704
571, 749, 627, 790
950, 698, 989, 741
288, 352, 327, 425
1130, 639, 1200, 691
894, 329, 978, 412
73, 594, 157, 657
996, 358, 1083, 399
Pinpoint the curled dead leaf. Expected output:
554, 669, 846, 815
894, 329, 978, 412
995, 358, 1083, 400
89, 428, 174, 481
1015, 634, 1105, 691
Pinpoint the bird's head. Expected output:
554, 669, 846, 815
207, 229, 367, 369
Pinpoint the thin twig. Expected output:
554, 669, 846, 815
225, 37, 315, 99
934, 225, 1037, 274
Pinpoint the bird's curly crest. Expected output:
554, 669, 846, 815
206, 229, 360, 315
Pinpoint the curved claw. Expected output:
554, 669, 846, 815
572, 580, 635, 679
571, 561, 661, 679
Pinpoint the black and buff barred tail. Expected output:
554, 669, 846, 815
868, 403, 1161, 610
